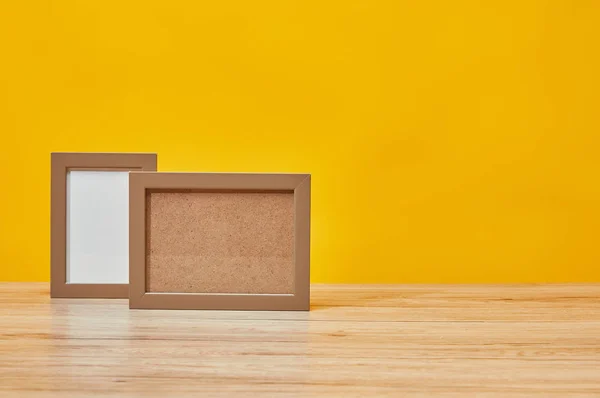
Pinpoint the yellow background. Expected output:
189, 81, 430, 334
1, 1, 599, 282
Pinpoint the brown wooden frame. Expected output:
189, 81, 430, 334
129, 172, 311, 311
51, 152, 158, 298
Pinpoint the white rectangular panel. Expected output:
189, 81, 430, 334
67, 171, 129, 284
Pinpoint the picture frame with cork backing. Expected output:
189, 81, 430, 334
51, 152, 158, 298
128, 172, 311, 311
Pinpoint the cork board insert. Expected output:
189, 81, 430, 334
146, 190, 295, 294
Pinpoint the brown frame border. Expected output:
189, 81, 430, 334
51, 152, 158, 298
129, 172, 311, 311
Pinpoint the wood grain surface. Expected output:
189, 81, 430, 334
1, 283, 599, 397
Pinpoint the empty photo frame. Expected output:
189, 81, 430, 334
129, 172, 311, 311
51, 152, 157, 298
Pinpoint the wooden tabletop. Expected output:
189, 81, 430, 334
1, 283, 599, 397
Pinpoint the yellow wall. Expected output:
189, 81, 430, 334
1, 1, 599, 282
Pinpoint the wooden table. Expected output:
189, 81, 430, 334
1, 283, 599, 397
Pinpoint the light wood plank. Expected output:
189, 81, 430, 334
0, 283, 599, 397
